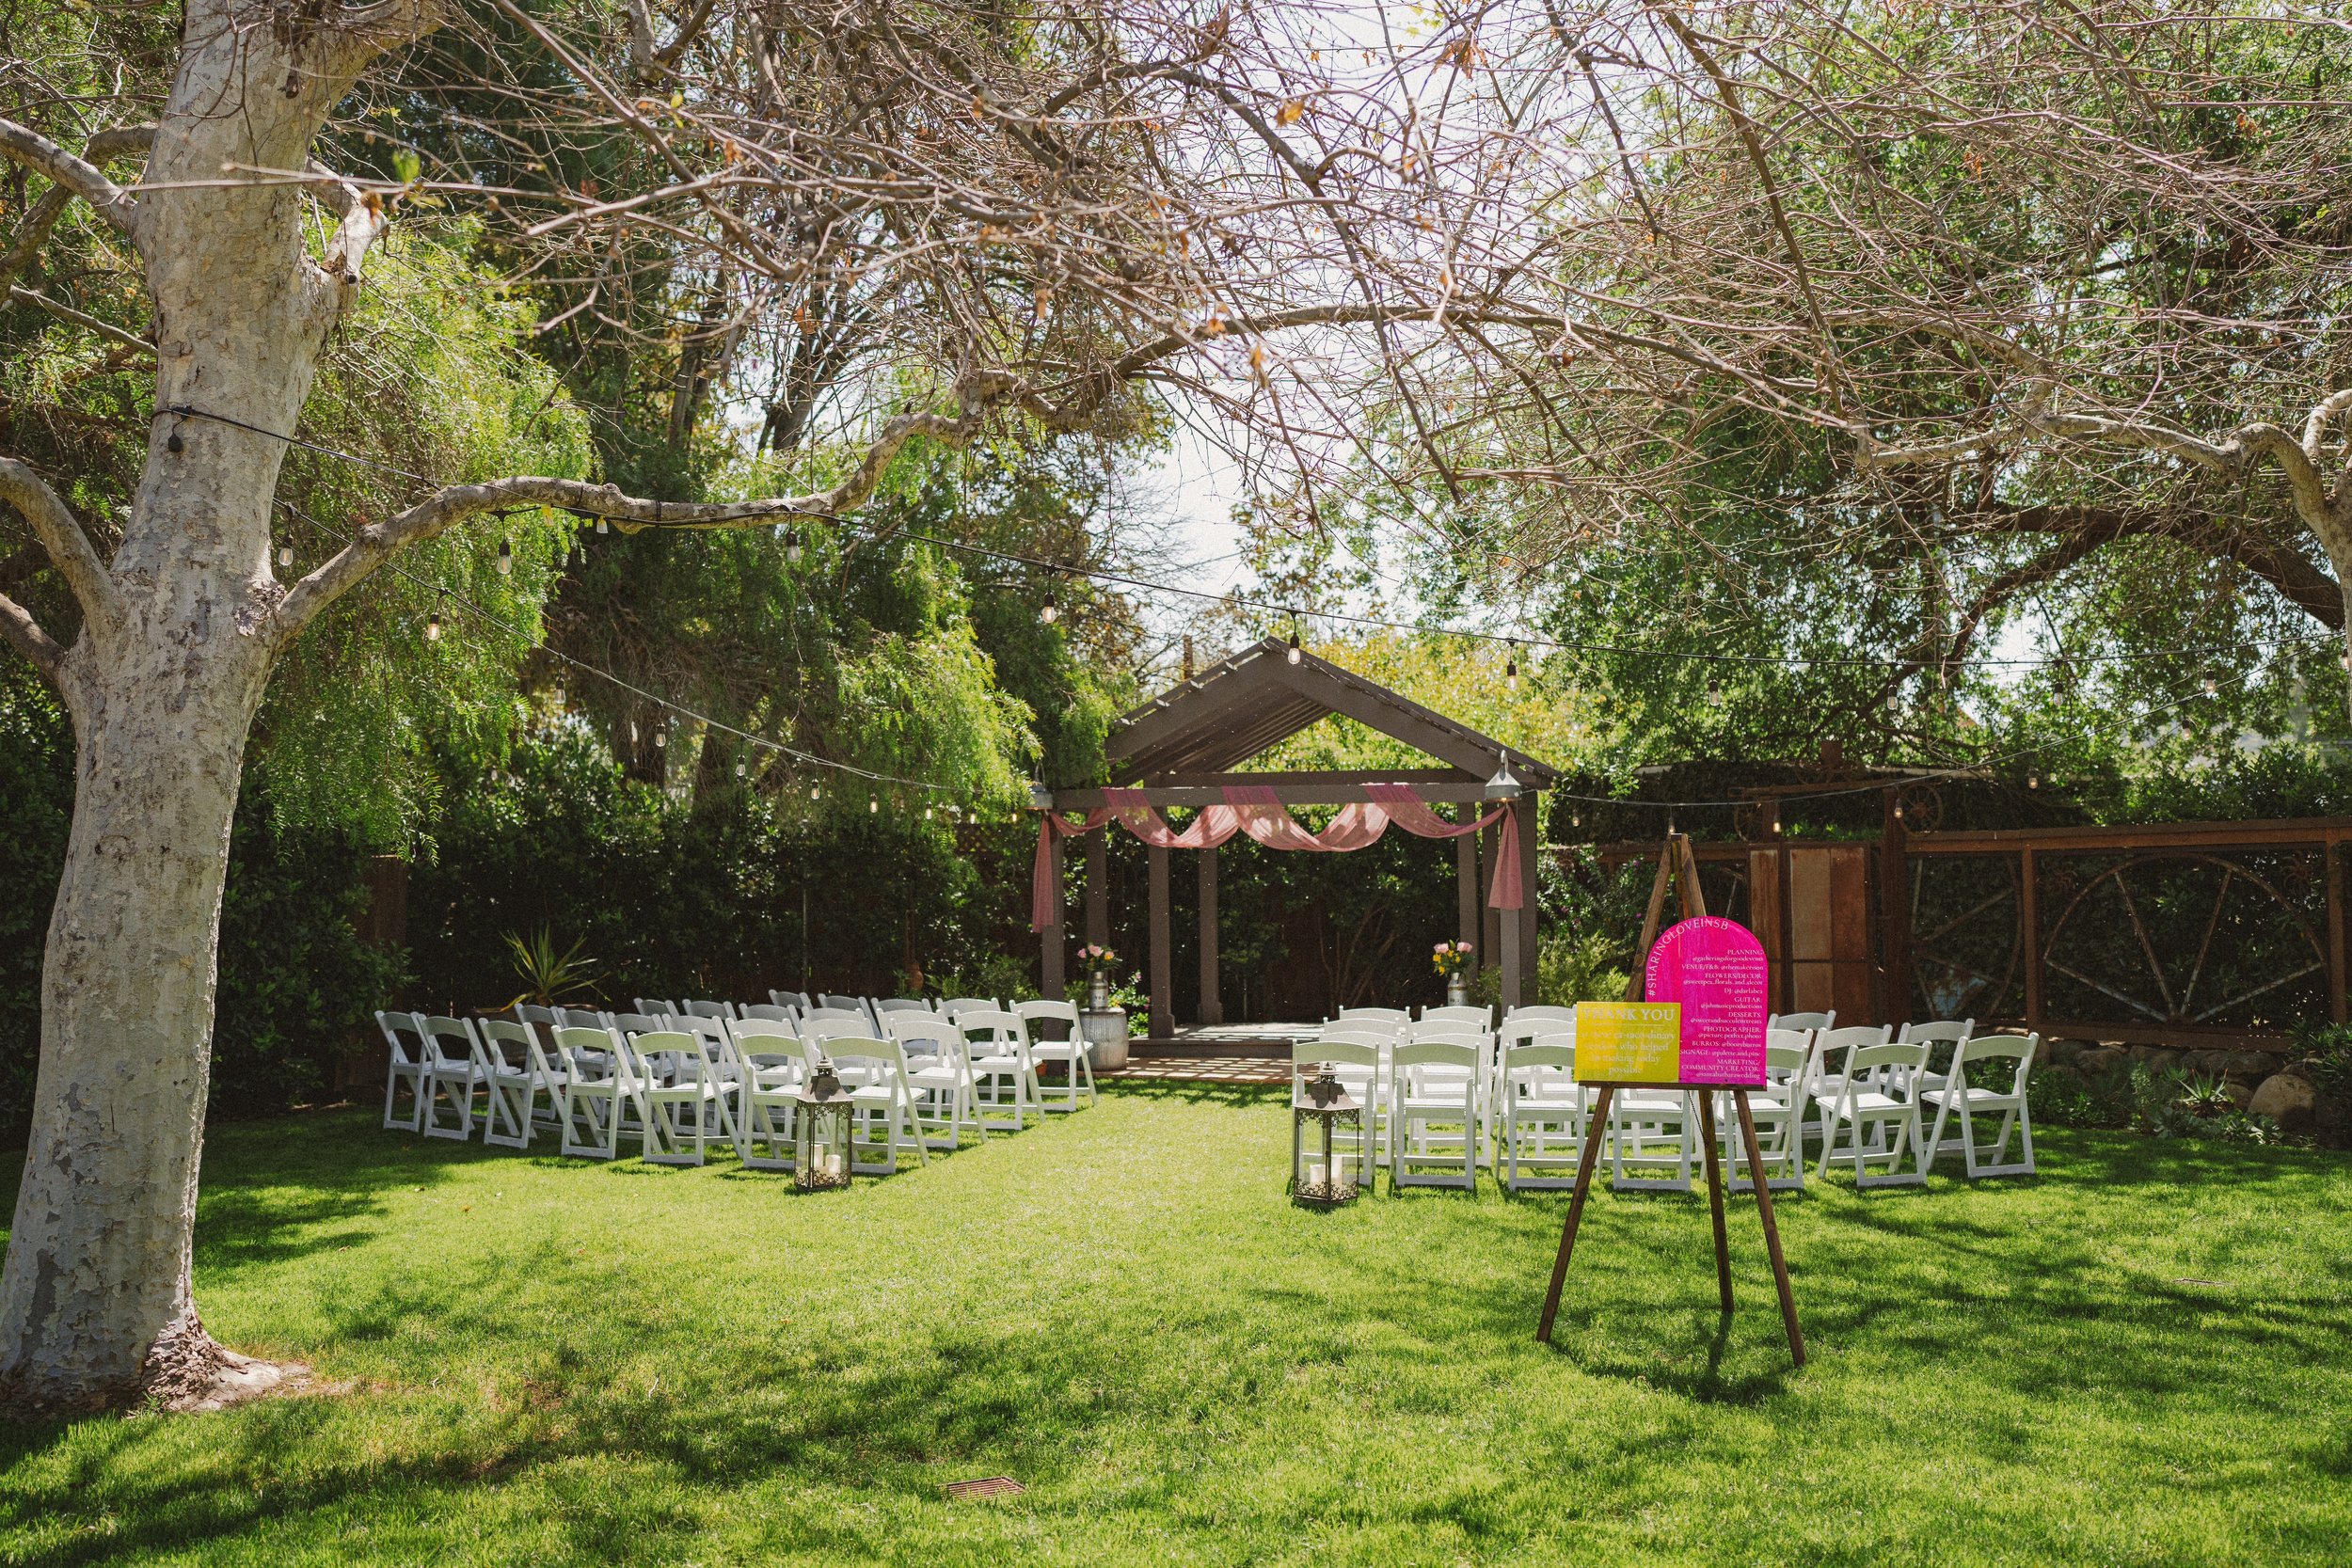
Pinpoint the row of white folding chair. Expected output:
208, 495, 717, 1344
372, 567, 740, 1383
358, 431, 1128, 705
1297, 1036, 1584, 1194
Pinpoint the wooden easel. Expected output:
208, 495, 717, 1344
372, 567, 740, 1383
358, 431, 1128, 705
1534, 833, 1806, 1366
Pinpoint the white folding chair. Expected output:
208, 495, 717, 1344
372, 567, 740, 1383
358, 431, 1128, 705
957, 1009, 1041, 1132
624, 1028, 727, 1166
1500, 1039, 1586, 1192
1770, 1010, 1836, 1033
1924, 1034, 2039, 1179
885, 1011, 978, 1149
1292, 1040, 1379, 1196
480, 1017, 564, 1149
727, 1019, 806, 1170
1390, 1040, 1480, 1190
376, 1010, 427, 1132
554, 1024, 628, 1159
1420, 1004, 1495, 1031
1818, 1037, 1931, 1188
1015, 998, 1095, 1111
1492, 1012, 1572, 1163
418, 1016, 485, 1140
876, 997, 933, 1016
769, 990, 812, 1011
1903, 1019, 1977, 1139
740, 1002, 793, 1022
1803, 1024, 1893, 1154
1608, 1082, 1695, 1194
1333, 1006, 1409, 1026
939, 996, 1003, 1021
1314, 1026, 1398, 1160
683, 999, 737, 1022
633, 998, 681, 1019
818, 1037, 930, 1175
1724, 1034, 1811, 1193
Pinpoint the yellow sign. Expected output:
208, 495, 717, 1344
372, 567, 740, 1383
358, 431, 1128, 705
1574, 1001, 1682, 1084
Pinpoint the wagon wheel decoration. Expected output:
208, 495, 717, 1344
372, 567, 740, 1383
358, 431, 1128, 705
1894, 781, 1945, 833
1907, 856, 2020, 1019
2041, 852, 2327, 1026
1731, 800, 1772, 842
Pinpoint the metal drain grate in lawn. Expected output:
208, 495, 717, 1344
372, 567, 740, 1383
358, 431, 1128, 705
944, 1477, 1026, 1501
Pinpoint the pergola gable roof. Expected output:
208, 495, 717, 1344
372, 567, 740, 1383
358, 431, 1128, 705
1105, 638, 1558, 786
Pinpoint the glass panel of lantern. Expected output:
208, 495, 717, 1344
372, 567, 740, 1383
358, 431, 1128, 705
794, 1064, 854, 1191
1291, 1067, 1361, 1207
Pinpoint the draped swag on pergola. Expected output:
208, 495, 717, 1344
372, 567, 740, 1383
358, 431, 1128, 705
1031, 639, 1558, 1036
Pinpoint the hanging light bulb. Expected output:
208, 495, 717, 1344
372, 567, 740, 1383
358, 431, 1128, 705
1040, 592, 1059, 625
277, 544, 293, 568
784, 526, 803, 565
1287, 618, 1303, 664
810, 784, 821, 801
552, 682, 567, 710
596, 515, 609, 534
868, 794, 879, 814
1505, 642, 1519, 692
653, 724, 667, 751
425, 600, 443, 641
2027, 771, 2041, 790
497, 538, 513, 576
735, 761, 747, 779
924, 804, 934, 820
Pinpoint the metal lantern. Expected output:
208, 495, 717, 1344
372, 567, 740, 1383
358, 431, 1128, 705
794, 1064, 854, 1191
1292, 1068, 1362, 1207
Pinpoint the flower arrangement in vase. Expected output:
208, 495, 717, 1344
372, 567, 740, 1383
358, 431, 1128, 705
1078, 943, 1119, 1011
1433, 940, 1474, 1006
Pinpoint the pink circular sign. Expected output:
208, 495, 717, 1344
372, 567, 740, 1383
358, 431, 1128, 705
1643, 916, 1769, 1086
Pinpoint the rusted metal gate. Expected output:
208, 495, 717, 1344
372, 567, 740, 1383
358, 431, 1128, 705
1587, 808, 2351, 1047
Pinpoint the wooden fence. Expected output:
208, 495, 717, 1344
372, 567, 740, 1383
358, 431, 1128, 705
1586, 806, 2350, 1050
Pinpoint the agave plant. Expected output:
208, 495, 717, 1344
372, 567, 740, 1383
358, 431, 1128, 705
504, 927, 603, 1009
2177, 1076, 2236, 1122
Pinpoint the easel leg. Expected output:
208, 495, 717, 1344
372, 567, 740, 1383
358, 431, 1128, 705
1734, 1088, 1806, 1367
1536, 1085, 1613, 1343
1696, 1091, 1733, 1315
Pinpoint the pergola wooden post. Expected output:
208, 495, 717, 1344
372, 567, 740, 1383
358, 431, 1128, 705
1198, 847, 1223, 1024
1043, 639, 1559, 1037
1040, 827, 1066, 998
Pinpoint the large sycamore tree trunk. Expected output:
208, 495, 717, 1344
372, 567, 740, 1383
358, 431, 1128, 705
0, 3, 405, 1410
0, 0, 1050, 1412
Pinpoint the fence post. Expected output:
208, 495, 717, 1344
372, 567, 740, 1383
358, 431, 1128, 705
1880, 788, 1911, 1023
2328, 835, 2346, 1024
2020, 847, 2042, 1032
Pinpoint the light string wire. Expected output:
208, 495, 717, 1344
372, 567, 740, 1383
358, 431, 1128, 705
277, 499, 968, 800
161, 401, 2327, 674
162, 402, 2312, 816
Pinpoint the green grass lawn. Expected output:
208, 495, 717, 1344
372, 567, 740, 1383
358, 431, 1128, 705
3, 1084, 2349, 1566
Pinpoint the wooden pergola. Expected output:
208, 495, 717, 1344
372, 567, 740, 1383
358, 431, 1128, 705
1036, 638, 1558, 1036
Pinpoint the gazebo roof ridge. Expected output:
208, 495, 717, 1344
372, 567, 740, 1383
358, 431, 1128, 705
1103, 636, 1558, 787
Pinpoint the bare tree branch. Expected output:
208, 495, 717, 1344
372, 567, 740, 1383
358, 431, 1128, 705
276, 368, 1025, 633
0, 458, 116, 629
0, 118, 138, 238
0, 586, 66, 688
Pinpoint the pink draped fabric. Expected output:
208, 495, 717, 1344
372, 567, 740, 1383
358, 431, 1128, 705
1032, 783, 1524, 928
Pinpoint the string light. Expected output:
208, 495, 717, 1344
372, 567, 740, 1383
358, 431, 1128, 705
595, 516, 609, 535
497, 538, 513, 576
425, 598, 443, 641
868, 794, 879, 814
1040, 589, 1059, 625
1505, 641, 1518, 691
1287, 614, 1303, 664
784, 526, 803, 565
277, 545, 293, 568
811, 784, 821, 801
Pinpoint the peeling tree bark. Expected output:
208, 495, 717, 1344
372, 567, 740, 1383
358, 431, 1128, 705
0, 1, 421, 1412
